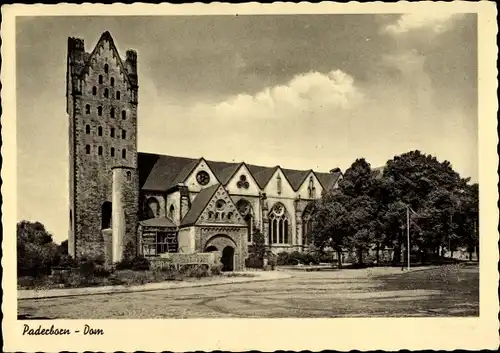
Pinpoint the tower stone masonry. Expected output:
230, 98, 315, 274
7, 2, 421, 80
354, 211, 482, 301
67, 31, 139, 260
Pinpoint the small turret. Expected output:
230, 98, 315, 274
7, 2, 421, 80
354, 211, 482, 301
125, 50, 138, 86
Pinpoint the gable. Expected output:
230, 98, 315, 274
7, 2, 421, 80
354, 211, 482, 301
264, 167, 294, 197
225, 163, 261, 195
296, 172, 323, 199
198, 185, 246, 226
180, 184, 246, 227
184, 158, 220, 192
79, 32, 132, 87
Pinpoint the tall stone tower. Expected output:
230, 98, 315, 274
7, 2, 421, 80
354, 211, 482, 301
66, 31, 139, 261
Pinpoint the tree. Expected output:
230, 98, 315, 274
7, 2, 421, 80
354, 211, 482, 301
311, 189, 350, 268
247, 230, 267, 268
339, 159, 380, 265
17, 221, 60, 277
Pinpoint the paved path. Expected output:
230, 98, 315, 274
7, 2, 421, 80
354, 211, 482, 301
18, 271, 290, 300
18, 265, 478, 319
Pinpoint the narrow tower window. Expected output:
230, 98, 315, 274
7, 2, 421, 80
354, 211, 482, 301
92, 86, 97, 96
98, 146, 103, 156
85, 145, 91, 154
85, 104, 90, 114
98, 126, 103, 136
121, 129, 126, 139
99, 75, 103, 84
127, 171, 132, 181
104, 88, 109, 98
122, 149, 127, 159
110, 128, 115, 138
110, 107, 115, 118
110, 147, 115, 157
110, 77, 115, 86
97, 106, 102, 116
121, 110, 126, 120
104, 64, 109, 74
116, 91, 120, 100
85, 125, 90, 134
277, 174, 282, 195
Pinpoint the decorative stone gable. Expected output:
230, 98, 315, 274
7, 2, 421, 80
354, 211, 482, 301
198, 186, 246, 225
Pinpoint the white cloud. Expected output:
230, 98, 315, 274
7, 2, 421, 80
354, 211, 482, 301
214, 69, 362, 119
384, 13, 464, 35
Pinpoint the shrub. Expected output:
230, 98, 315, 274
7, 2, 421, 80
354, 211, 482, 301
210, 264, 223, 276
131, 256, 150, 271
58, 255, 78, 268
181, 264, 210, 278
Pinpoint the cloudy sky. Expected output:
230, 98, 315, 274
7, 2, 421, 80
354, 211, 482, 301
16, 14, 477, 242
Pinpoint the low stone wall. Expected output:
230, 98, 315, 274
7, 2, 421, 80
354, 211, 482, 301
149, 252, 222, 271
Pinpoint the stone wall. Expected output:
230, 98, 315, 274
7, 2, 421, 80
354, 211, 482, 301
149, 252, 222, 270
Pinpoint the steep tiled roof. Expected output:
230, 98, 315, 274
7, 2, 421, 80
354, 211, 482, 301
139, 154, 199, 191
315, 171, 342, 190
282, 168, 311, 191
180, 184, 220, 227
140, 217, 177, 228
138, 152, 341, 192
247, 164, 277, 189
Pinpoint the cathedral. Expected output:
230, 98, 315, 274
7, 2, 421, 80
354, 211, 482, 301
66, 32, 342, 271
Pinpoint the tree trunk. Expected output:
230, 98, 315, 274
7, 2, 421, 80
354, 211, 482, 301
375, 243, 380, 266
336, 249, 342, 269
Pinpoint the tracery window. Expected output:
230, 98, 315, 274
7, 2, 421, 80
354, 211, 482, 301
268, 203, 289, 244
237, 175, 249, 189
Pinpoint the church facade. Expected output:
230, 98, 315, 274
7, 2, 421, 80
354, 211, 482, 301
66, 32, 342, 270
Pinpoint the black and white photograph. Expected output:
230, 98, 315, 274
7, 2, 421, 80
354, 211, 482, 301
2, 2, 498, 352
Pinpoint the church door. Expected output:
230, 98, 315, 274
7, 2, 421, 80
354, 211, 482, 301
221, 246, 235, 272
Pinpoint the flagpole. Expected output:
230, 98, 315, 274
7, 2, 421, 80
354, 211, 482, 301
407, 205, 410, 270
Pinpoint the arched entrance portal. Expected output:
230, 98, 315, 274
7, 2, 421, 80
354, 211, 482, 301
204, 234, 238, 272
221, 246, 235, 272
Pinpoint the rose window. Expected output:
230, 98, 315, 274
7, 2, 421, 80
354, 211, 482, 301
196, 171, 210, 185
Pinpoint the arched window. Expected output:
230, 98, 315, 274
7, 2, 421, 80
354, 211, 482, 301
122, 149, 127, 159
98, 126, 103, 136
268, 203, 290, 244
146, 197, 160, 219
92, 86, 97, 95
308, 176, 316, 199
110, 107, 115, 118
277, 174, 282, 195
116, 91, 120, 100
98, 75, 103, 84
85, 104, 90, 114
121, 129, 126, 139
98, 146, 103, 155
104, 64, 109, 74
85, 125, 90, 134
104, 88, 109, 98
127, 171, 132, 181
110, 147, 115, 157
110, 128, 115, 138
122, 110, 126, 120
101, 201, 112, 229
169, 205, 175, 220
97, 106, 102, 116
236, 199, 253, 243
110, 77, 115, 86
302, 203, 314, 246
85, 145, 91, 154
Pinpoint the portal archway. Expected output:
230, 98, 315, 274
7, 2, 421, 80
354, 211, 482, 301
221, 246, 235, 271
101, 202, 112, 229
